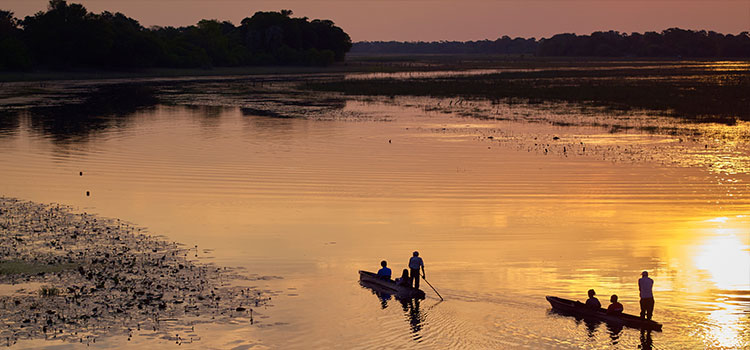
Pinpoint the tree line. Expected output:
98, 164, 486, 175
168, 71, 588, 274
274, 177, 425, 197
0, 1, 352, 70
352, 36, 537, 55
353, 29, 750, 58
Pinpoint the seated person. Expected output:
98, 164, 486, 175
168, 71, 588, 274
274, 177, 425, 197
585, 289, 601, 309
377, 260, 392, 279
394, 269, 411, 286
607, 294, 624, 314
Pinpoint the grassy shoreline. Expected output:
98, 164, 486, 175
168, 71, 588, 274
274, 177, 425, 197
303, 61, 750, 123
0, 65, 351, 83
0, 260, 78, 276
3, 57, 748, 123
3, 56, 745, 83
0, 197, 269, 345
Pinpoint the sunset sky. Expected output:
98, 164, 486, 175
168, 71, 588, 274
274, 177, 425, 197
3, 0, 749, 42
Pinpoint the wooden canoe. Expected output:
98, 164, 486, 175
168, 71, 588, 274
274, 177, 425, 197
546, 296, 663, 331
359, 270, 426, 299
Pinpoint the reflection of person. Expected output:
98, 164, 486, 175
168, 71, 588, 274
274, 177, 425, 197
377, 260, 392, 279
395, 269, 411, 286
606, 295, 623, 314
639, 271, 655, 320
409, 251, 425, 289
640, 329, 653, 350
585, 289, 601, 309
606, 322, 623, 345
375, 290, 391, 309
399, 298, 422, 334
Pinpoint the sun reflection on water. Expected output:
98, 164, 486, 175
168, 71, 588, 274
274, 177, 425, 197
694, 227, 750, 291
702, 306, 749, 349
693, 217, 750, 348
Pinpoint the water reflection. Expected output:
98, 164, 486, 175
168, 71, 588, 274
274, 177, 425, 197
0, 110, 20, 138
606, 322, 623, 345
694, 228, 750, 291
640, 330, 654, 350
185, 105, 226, 128
360, 281, 393, 309
26, 84, 157, 144
578, 316, 598, 338
399, 298, 424, 335
0, 89, 748, 349
359, 281, 427, 338
559, 310, 638, 347
345, 69, 515, 80
703, 307, 748, 348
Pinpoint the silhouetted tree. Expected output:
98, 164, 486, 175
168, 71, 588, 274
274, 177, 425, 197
238, 10, 350, 65
352, 37, 537, 55
537, 29, 750, 57
0, 10, 31, 69
0, 1, 352, 70
3, 1, 748, 72
22, 0, 111, 68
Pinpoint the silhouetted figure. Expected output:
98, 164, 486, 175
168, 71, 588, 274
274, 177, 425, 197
640, 329, 653, 350
395, 269, 411, 287
639, 271, 654, 320
408, 251, 425, 289
377, 260, 391, 279
585, 289, 601, 309
399, 298, 423, 334
606, 322, 623, 345
375, 289, 391, 309
606, 295, 623, 315
583, 318, 599, 338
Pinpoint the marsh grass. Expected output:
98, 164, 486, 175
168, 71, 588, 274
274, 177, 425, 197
304, 63, 750, 123
39, 286, 60, 297
0, 261, 78, 276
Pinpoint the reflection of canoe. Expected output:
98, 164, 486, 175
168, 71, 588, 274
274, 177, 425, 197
359, 270, 426, 299
546, 296, 663, 331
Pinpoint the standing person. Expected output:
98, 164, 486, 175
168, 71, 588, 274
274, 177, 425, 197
409, 251, 425, 289
639, 271, 655, 320
377, 260, 392, 279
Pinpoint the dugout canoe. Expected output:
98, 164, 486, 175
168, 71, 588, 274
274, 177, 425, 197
546, 296, 663, 331
359, 270, 426, 299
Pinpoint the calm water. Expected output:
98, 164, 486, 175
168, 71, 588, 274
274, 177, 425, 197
0, 94, 749, 349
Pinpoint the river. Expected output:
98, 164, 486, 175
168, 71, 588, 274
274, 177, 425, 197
0, 78, 748, 349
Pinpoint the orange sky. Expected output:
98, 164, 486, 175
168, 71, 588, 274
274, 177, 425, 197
3, 0, 749, 41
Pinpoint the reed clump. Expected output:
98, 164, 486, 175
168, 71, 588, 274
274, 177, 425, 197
39, 286, 60, 297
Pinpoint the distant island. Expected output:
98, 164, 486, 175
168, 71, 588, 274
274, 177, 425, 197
0, 0, 352, 70
352, 29, 750, 58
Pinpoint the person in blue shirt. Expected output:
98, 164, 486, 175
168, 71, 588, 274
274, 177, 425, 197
408, 251, 425, 288
377, 260, 392, 279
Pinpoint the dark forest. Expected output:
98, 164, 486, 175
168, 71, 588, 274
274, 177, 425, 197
2, 1, 749, 71
0, 1, 352, 70
353, 29, 750, 57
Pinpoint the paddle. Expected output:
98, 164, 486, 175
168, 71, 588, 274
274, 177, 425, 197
422, 276, 444, 301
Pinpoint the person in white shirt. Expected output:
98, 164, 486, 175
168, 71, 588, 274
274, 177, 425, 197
408, 251, 425, 289
639, 271, 655, 320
